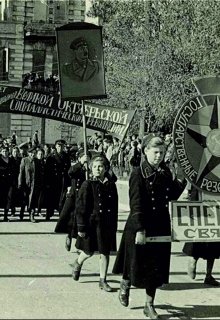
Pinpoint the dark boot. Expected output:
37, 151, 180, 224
29, 210, 36, 223
20, 206, 25, 221
119, 279, 130, 307
72, 259, 82, 281
11, 208, 16, 217
143, 303, 160, 320
3, 209, 9, 222
99, 278, 113, 292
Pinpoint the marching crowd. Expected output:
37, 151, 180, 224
0, 130, 219, 319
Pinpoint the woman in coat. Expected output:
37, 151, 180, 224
112, 135, 185, 319
71, 154, 118, 292
54, 149, 91, 251
182, 184, 220, 286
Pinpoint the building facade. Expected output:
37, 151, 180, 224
0, 0, 88, 144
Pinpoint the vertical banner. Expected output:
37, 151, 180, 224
56, 22, 107, 100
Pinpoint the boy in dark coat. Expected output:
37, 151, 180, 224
112, 136, 185, 319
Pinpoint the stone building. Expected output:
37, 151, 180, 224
0, 0, 87, 144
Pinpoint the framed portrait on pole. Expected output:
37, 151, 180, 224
56, 22, 107, 100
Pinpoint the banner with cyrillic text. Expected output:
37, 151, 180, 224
0, 85, 136, 141
170, 201, 220, 242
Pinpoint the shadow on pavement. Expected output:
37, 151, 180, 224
158, 303, 220, 319
160, 282, 220, 290
131, 303, 220, 319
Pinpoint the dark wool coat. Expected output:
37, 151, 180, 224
75, 177, 118, 255
0, 156, 15, 209
182, 187, 220, 259
44, 152, 71, 212
9, 156, 25, 208
112, 160, 185, 289
54, 162, 86, 234
18, 157, 45, 211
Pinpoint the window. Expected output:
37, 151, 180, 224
32, 49, 46, 76
49, 18, 53, 23
0, 48, 9, 81
49, 8, 53, 14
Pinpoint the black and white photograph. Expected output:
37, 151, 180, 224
0, 0, 220, 319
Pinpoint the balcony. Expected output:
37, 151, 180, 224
24, 21, 63, 39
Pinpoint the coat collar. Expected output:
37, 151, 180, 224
140, 158, 168, 179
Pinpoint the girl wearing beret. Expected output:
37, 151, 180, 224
113, 136, 186, 319
72, 155, 118, 292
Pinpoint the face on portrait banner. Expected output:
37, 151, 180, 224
56, 22, 107, 100
173, 93, 220, 194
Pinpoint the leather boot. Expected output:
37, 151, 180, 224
29, 210, 36, 223
3, 209, 9, 222
119, 279, 130, 307
72, 259, 82, 281
143, 303, 160, 319
99, 278, 113, 292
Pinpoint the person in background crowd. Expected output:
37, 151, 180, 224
10, 146, 25, 219
182, 185, 220, 286
0, 146, 15, 221
43, 144, 51, 160
54, 149, 91, 251
18, 147, 38, 223
94, 136, 103, 153
128, 140, 141, 172
32, 130, 39, 148
72, 154, 118, 292
113, 135, 186, 319
44, 140, 71, 220
11, 131, 17, 146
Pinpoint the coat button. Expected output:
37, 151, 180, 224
165, 204, 168, 208
165, 196, 168, 199
98, 194, 101, 197
152, 207, 156, 210
99, 203, 102, 206
109, 195, 111, 198
166, 188, 169, 191
99, 210, 102, 213
152, 198, 155, 201
151, 191, 154, 194
108, 209, 111, 212
150, 182, 153, 185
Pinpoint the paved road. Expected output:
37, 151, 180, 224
0, 181, 220, 319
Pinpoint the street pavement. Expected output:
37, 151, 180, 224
0, 180, 220, 319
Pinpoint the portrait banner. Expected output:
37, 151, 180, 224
0, 85, 135, 141
56, 22, 106, 100
170, 200, 220, 242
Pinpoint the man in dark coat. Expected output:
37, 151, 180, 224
18, 147, 45, 223
182, 184, 220, 286
112, 135, 186, 319
0, 146, 15, 221
44, 140, 71, 220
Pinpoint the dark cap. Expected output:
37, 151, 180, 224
70, 37, 87, 50
27, 147, 36, 153
141, 133, 164, 154
55, 139, 66, 146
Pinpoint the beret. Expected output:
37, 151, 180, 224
27, 147, 36, 153
55, 139, 66, 146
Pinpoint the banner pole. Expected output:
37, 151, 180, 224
82, 99, 88, 180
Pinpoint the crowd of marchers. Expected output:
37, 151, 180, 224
1, 129, 219, 320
